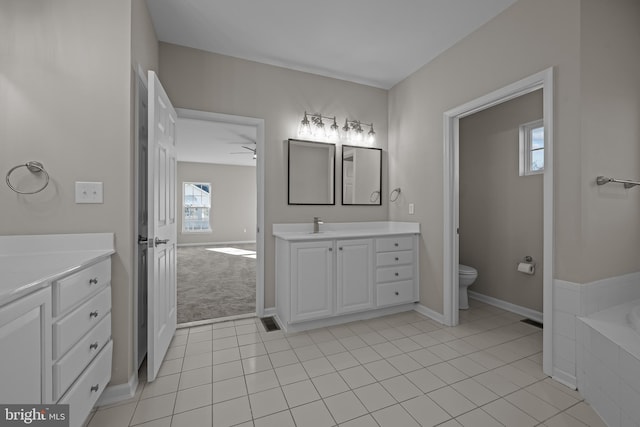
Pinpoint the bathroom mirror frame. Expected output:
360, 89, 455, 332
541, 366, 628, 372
341, 145, 383, 206
288, 138, 336, 205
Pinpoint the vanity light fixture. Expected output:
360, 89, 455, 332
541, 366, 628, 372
298, 112, 375, 145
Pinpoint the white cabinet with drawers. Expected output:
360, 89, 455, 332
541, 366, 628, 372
275, 223, 419, 332
0, 233, 114, 427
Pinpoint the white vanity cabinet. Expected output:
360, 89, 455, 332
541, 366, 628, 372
0, 233, 114, 427
275, 223, 419, 332
336, 239, 374, 314
290, 240, 334, 322
0, 287, 51, 404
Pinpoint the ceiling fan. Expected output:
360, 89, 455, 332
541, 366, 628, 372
230, 142, 257, 159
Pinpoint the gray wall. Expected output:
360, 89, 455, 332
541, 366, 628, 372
459, 90, 543, 312
177, 162, 256, 245
158, 43, 389, 308
389, 0, 640, 313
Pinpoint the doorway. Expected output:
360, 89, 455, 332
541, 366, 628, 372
133, 97, 265, 370
175, 111, 262, 325
443, 68, 554, 377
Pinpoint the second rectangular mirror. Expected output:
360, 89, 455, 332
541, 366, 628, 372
342, 145, 382, 205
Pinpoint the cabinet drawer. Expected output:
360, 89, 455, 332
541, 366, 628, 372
54, 258, 110, 317
59, 340, 112, 427
53, 286, 111, 359
377, 281, 416, 307
376, 236, 413, 252
376, 265, 413, 283
376, 250, 413, 267
53, 313, 111, 401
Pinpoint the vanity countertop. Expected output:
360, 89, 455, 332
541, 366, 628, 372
273, 221, 420, 241
0, 233, 115, 307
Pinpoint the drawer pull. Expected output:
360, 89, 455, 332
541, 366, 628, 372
90, 342, 99, 350
395, 257, 399, 261
328, 248, 333, 252
339, 247, 343, 251
90, 384, 100, 393
395, 272, 399, 277
90, 311, 99, 318
395, 292, 399, 296
394, 243, 399, 247
89, 277, 98, 285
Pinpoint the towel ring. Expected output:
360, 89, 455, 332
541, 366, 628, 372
6, 161, 50, 194
390, 187, 401, 202
370, 190, 381, 203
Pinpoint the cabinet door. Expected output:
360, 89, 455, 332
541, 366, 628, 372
337, 239, 374, 314
0, 288, 51, 404
291, 241, 333, 322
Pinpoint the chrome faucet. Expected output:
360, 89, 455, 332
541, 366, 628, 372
313, 217, 323, 234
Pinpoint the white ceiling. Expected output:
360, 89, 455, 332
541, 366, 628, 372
147, 0, 518, 89
155, 0, 518, 164
177, 118, 257, 166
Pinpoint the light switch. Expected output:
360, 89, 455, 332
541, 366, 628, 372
409, 203, 415, 215
75, 182, 103, 204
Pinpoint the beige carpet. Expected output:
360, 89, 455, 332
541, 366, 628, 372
177, 244, 256, 324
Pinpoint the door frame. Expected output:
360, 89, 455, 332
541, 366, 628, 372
175, 108, 266, 318
442, 67, 554, 377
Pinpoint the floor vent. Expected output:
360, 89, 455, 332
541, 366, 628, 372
260, 316, 280, 332
521, 318, 543, 329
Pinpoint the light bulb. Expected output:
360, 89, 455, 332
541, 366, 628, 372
367, 125, 376, 144
298, 112, 311, 138
328, 117, 340, 141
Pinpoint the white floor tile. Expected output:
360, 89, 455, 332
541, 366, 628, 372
170, 405, 211, 427
253, 410, 296, 427
294, 344, 324, 362
269, 349, 299, 368
407, 348, 443, 367
525, 381, 580, 410
275, 362, 309, 385
428, 362, 468, 384
182, 352, 212, 372
327, 352, 360, 371
353, 383, 395, 412
290, 400, 336, 427
323, 390, 368, 424
249, 388, 289, 419
338, 414, 377, 427
130, 393, 176, 425
211, 376, 247, 404
312, 372, 350, 398
282, 379, 321, 408
317, 339, 348, 356
350, 346, 383, 364
473, 371, 520, 396
451, 378, 499, 406
87, 402, 136, 427
242, 355, 273, 374
174, 383, 212, 414
372, 404, 419, 427
212, 347, 240, 365
428, 386, 475, 417
448, 356, 488, 376
211, 395, 252, 427
482, 398, 538, 427
544, 412, 589, 427
211, 336, 238, 351
141, 374, 180, 399
363, 360, 400, 381
565, 402, 608, 427
386, 353, 422, 374
404, 368, 447, 393
302, 356, 335, 377
401, 395, 451, 427
505, 389, 561, 421
380, 376, 422, 402
239, 343, 267, 359
245, 369, 280, 394
456, 408, 503, 427
339, 365, 377, 389
211, 360, 243, 382
390, 337, 422, 353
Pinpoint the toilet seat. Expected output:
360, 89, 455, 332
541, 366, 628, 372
459, 264, 477, 275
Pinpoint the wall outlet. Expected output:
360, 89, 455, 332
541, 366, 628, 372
409, 203, 415, 215
75, 182, 103, 204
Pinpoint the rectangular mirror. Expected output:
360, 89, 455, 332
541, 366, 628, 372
342, 145, 382, 205
288, 139, 336, 205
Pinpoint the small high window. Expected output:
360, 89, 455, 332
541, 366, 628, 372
519, 120, 544, 176
183, 182, 211, 232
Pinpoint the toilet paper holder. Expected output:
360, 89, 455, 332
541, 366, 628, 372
518, 256, 536, 275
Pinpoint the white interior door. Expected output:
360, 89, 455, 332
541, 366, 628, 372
147, 70, 177, 382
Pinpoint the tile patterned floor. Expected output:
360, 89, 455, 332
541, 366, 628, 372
87, 301, 607, 427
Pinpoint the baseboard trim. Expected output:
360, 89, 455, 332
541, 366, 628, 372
263, 307, 277, 317
177, 312, 257, 329
177, 240, 256, 247
277, 304, 416, 333
98, 372, 139, 407
468, 291, 543, 323
413, 304, 445, 325
552, 368, 577, 390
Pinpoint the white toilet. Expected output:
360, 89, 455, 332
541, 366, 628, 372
458, 264, 478, 310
